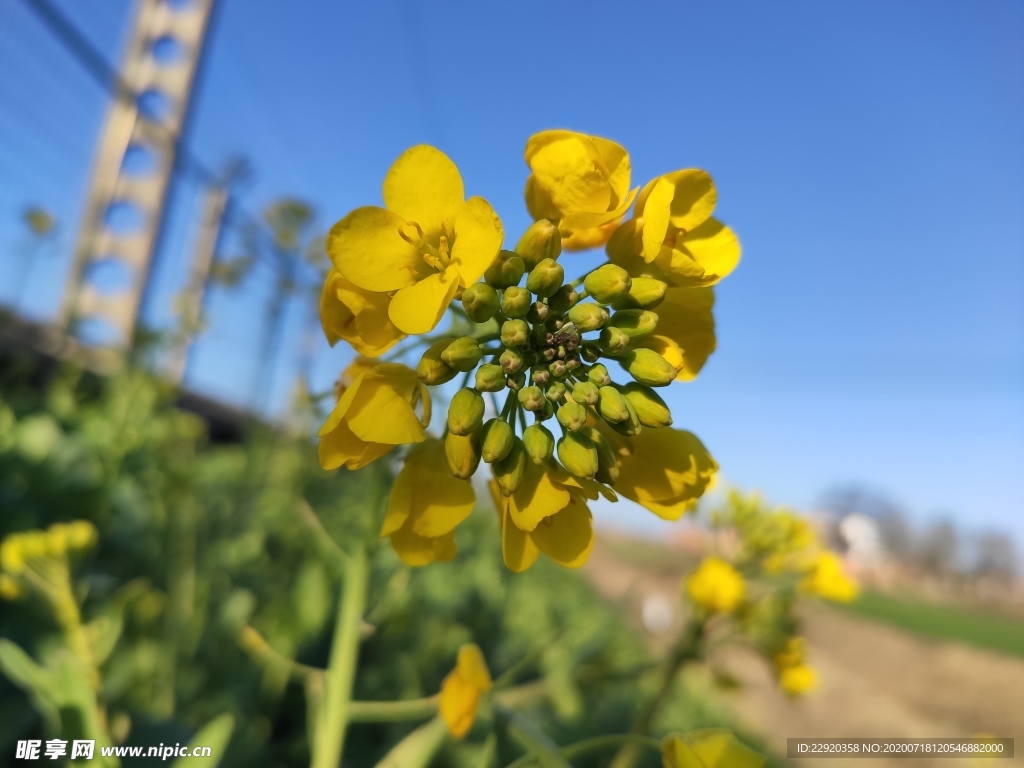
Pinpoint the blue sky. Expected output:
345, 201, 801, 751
0, 0, 1021, 542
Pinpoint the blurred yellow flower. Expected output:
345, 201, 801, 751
772, 636, 806, 670
320, 268, 405, 357
686, 557, 745, 613
489, 462, 598, 573
0, 574, 20, 600
439, 643, 492, 738
524, 130, 637, 250
779, 664, 818, 697
0, 537, 24, 574
607, 169, 740, 287
800, 552, 858, 602
661, 729, 766, 768
608, 428, 718, 520
318, 362, 430, 470
380, 438, 475, 567
636, 287, 716, 382
328, 145, 504, 334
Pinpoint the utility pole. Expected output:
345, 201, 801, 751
57, 0, 217, 351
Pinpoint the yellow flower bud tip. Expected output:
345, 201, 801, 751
624, 347, 679, 387
567, 302, 607, 332
584, 264, 632, 304
556, 401, 587, 431
500, 286, 532, 318
440, 337, 483, 372
0, 538, 25, 575
475, 364, 506, 392
779, 664, 818, 697
517, 385, 545, 412
515, 219, 561, 269
612, 276, 668, 310
440, 643, 492, 738
599, 326, 630, 353
481, 418, 515, 463
460, 282, 499, 323
523, 423, 554, 463
608, 309, 659, 339
484, 250, 525, 288
597, 385, 630, 423
499, 347, 525, 373
621, 382, 673, 427
445, 431, 481, 479
447, 388, 485, 436
587, 364, 611, 386
557, 431, 599, 480
545, 381, 566, 402
417, 339, 459, 385
500, 319, 530, 347
525, 257, 565, 298
686, 557, 745, 613
494, 438, 527, 495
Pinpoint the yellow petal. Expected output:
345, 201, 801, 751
320, 270, 355, 347
383, 145, 464, 230
508, 461, 571, 532
388, 267, 460, 334
451, 196, 503, 286
318, 372, 367, 437
455, 644, 492, 691
679, 729, 765, 768
588, 135, 632, 205
345, 370, 425, 445
530, 495, 594, 568
636, 170, 717, 232
560, 187, 638, 232
390, 526, 458, 567
526, 132, 613, 215
439, 672, 480, 738
327, 207, 424, 292
677, 218, 741, 286
561, 220, 622, 252
318, 419, 393, 471
614, 429, 717, 517
524, 175, 561, 222
640, 287, 716, 381
406, 441, 476, 537
381, 458, 414, 537
498, 493, 540, 573
323, 273, 406, 357
640, 178, 676, 261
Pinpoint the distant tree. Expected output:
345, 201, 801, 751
918, 519, 960, 575
973, 532, 1016, 581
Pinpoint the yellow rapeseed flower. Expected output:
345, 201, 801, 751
607, 169, 740, 287
0, 536, 24, 574
327, 145, 503, 334
686, 557, 745, 613
380, 438, 475, 566
524, 130, 637, 250
318, 362, 430, 470
320, 268, 405, 357
439, 643, 492, 738
800, 552, 859, 602
0, 574, 20, 600
779, 664, 818, 697
636, 287, 716, 382
661, 729, 766, 768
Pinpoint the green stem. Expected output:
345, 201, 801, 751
348, 695, 438, 722
561, 734, 662, 760
311, 544, 369, 768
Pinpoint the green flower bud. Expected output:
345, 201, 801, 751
548, 359, 567, 377
445, 431, 481, 479
501, 319, 530, 348
523, 423, 555, 464
606, 395, 641, 436
538, 397, 555, 420
500, 347, 525, 373
621, 382, 673, 427
531, 367, 550, 385
518, 385, 545, 412
581, 344, 601, 363
461, 282, 499, 322
556, 401, 587, 431
417, 339, 458, 385
475, 364, 506, 392
624, 348, 678, 387
557, 431, 599, 480
527, 301, 551, 323
567, 302, 608, 332
545, 381, 566, 402
599, 326, 630, 354
485, 249, 525, 288
494, 438, 527, 495
501, 286, 532, 318
581, 427, 619, 485
572, 381, 600, 406
584, 264, 632, 304
612, 277, 668, 310
481, 418, 515, 463
598, 385, 630, 423
515, 219, 561, 269
506, 371, 526, 391
441, 336, 483, 372
546, 284, 579, 314
608, 309, 659, 339
526, 258, 565, 298
448, 388, 485, 435
588, 364, 611, 386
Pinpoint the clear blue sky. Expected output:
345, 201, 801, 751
0, 1, 1021, 543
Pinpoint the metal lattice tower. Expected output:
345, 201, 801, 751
59, 0, 216, 350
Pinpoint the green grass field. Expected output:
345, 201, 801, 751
839, 590, 1024, 659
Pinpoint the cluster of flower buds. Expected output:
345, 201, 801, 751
0, 521, 98, 601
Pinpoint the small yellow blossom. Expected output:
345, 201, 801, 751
318, 362, 430, 470
779, 664, 818, 697
380, 438, 475, 566
800, 552, 859, 602
328, 145, 503, 334
0, 536, 24, 574
524, 130, 637, 250
772, 637, 806, 670
686, 557, 745, 613
0, 574, 20, 600
608, 169, 740, 287
661, 729, 766, 768
320, 268, 405, 357
439, 643, 493, 738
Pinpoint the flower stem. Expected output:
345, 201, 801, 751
348, 695, 439, 722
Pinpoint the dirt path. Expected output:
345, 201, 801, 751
584, 537, 1024, 768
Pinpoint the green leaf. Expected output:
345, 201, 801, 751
171, 713, 235, 768
0, 640, 60, 727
